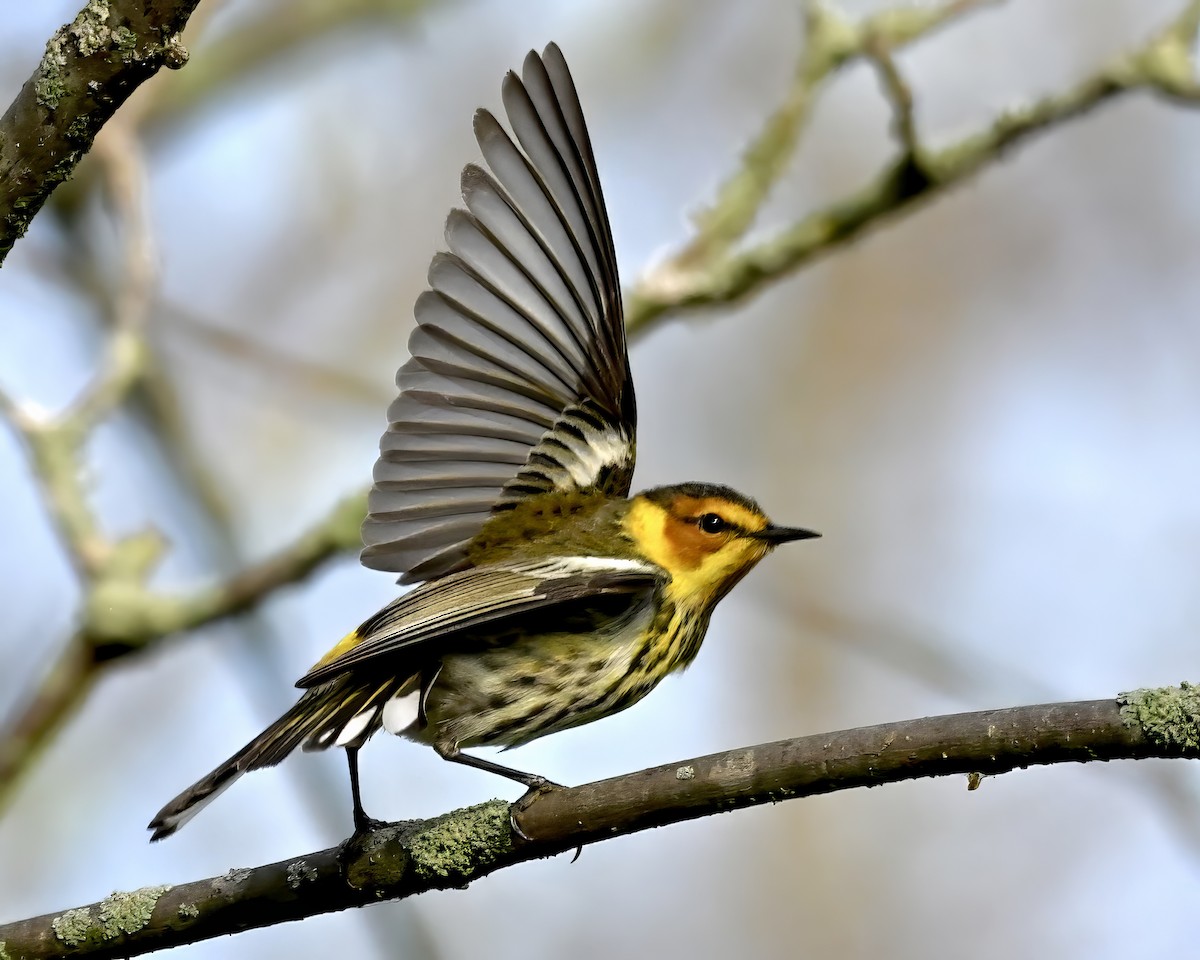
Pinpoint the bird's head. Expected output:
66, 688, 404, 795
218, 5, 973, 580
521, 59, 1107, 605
625, 482, 819, 609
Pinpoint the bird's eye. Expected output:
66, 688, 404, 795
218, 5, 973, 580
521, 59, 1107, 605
698, 513, 729, 535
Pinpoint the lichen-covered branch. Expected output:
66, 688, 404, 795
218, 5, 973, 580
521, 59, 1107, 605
0, 0, 200, 264
1, 687, 1196, 959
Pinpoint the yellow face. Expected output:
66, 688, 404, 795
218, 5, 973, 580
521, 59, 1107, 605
625, 490, 778, 608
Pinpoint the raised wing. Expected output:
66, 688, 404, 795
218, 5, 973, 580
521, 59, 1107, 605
298, 557, 659, 688
362, 44, 634, 584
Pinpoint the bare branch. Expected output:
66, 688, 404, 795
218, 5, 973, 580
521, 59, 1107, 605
82, 490, 368, 657
0, 637, 96, 813
1, 687, 1196, 958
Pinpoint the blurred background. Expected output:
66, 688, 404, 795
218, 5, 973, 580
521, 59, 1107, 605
2, 0, 1199, 957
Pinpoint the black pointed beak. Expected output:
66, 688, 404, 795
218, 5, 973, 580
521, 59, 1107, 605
752, 524, 821, 545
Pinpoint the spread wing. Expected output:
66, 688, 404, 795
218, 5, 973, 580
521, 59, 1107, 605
298, 557, 660, 688
361, 43, 634, 584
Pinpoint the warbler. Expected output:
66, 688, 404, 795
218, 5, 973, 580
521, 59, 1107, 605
149, 43, 818, 841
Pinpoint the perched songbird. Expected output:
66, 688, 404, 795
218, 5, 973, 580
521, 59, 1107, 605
149, 43, 818, 841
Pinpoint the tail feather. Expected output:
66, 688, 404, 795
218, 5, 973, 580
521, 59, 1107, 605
148, 674, 416, 841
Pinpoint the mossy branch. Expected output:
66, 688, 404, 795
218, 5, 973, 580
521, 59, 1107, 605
1, 686, 1196, 958
0, 0, 201, 264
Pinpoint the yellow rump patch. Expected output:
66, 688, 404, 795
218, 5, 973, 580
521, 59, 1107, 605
308, 629, 363, 674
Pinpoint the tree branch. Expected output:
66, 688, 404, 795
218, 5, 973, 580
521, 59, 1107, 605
1, 686, 1196, 958
626, 0, 1200, 335
0, 0, 200, 264
0, 491, 365, 811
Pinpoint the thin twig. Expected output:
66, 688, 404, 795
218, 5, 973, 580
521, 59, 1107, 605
866, 38, 919, 157
655, 0, 993, 290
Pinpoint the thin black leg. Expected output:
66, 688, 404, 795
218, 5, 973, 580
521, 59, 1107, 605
346, 746, 385, 835
433, 742, 553, 789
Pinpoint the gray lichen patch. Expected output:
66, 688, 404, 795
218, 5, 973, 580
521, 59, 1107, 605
33, 0, 171, 111
72, 0, 114, 57
97, 885, 171, 939
51, 906, 94, 947
162, 34, 189, 69
35, 31, 70, 110
286, 860, 318, 890
35, 1, 109, 110
1119, 682, 1200, 750
0, 938, 9, 960
406, 800, 512, 881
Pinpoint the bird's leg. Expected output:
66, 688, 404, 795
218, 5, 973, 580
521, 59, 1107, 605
435, 742, 568, 849
433, 741, 555, 789
346, 746, 386, 835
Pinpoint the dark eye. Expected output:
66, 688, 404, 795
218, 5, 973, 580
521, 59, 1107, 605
698, 513, 729, 535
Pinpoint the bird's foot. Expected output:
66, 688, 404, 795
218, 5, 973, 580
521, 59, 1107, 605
509, 778, 581, 861
352, 813, 389, 838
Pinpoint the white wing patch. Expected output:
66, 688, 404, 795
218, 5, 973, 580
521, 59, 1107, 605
559, 423, 633, 490
522, 556, 655, 577
382, 690, 422, 736
333, 709, 377, 748
566, 427, 633, 487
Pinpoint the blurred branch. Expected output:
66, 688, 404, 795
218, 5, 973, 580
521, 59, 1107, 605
0, 101, 360, 809
626, 0, 1200, 335
0, 491, 365, 810
2, 686, 1197, 958
673, 0, 992, 270
143, 0, 441, 134
48, 0, 443, 221
0, 0, 197, 265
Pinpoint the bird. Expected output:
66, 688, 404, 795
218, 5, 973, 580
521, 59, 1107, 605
149, 42, 819, 841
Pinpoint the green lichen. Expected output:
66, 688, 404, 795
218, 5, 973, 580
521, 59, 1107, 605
96, 885, 170, 939
0, 939, 9, 960
1119, 682, 1200, 750
34, 31, 69, 110
33, 0, 154, 110
406, 801, 512, 880
177, 903, 199, 920
66, 114, 94, 142
162, 34, 189, 69
110, 25, 136, 53
51, 907, 93, 947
